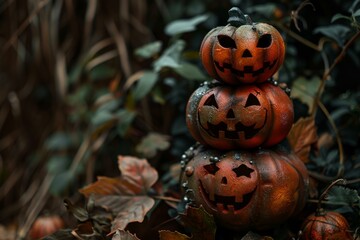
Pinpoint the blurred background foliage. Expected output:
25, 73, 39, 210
0, 0, 359, 238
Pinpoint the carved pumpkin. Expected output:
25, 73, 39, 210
186, 81, 294, 150
300, 179, 353, 240
300, 210, 353, 240
200, 7, 285, 84
180, 145, 309, 231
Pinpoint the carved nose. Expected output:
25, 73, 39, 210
221, 177, 227, 185
242, 49, 252, 58
226, 109, 235, 118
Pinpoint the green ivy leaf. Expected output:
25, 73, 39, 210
314, 24, 351, 46
45, 132, 73, 151
291, 76, 321, 114
173, 62, 207, 81
135, 41, 162, 59
136, 132, 170, 158
247, 3, 277, 18
331, 13, 351, 23
115, 109, 136, 137
154, 40, 186, 72
89, 64, 116, 82
165, 14, 208, 36
133, 71, 159, 100
353, 9, 360, 18
327, 186, 360, 206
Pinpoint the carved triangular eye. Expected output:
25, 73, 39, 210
233, 164, 254, 178
245, 93, 260, 107
218, 35, 237, 49
256, 34, 272, 48
204, 163, 220, 175
204, 94, 219, 108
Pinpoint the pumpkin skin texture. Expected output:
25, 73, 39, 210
180, 145, 309, 231
186, 81, 294, 150
200, 22, 285, 85
300, 210, 353, 240
29, 215, 65, 239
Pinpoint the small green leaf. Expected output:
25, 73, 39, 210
89, 64, 116, 82
314, 24, 351, 46
133, 71, 159, 100
47, 155, 71, 175
173, 62, 207, 81
91, 110, 116, 128
50, 171, 75, 196
135, 41, 162, 59
331, 13, 351, 23
165, 14, 208, 36
154, 56, 180, 72
45, 132, 73, 151
291, 76, 321, 114
353, 9, 360, 18
247, 3, 277, 18
327, 186, 360, 206
115, 109, 136, 137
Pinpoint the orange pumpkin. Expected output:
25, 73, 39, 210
301, 210, 353, 240
180, 145, 309, 231
300, 179, 353, 240
29, 215, 64, 239
186, 81, 294, 150
200, 7, 285, 85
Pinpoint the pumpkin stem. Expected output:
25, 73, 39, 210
317, 178, 346, 212
227, 7, 253, 26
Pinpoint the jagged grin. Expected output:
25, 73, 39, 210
199, 109, 267, 140
199, 180, 256, 212
214, 59, 278, 77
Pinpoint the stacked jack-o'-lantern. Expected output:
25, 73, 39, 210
180, 7, 310, 231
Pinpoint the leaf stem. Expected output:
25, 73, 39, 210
317, 101, 344, 178
153, 196, 181, 203
317, 178, 346, 210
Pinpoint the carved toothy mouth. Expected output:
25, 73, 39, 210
214, 59, 278, 78
200, 109, 267, 140
199, 180, 256, 212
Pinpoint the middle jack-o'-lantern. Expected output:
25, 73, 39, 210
186, 81, 294, 150
180, 144, 309, 231
200, 7, 286, 85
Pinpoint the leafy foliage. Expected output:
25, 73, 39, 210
1, 0, 360, 239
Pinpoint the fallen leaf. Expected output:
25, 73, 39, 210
241, 231, 274, 240
112, 230, 140, 240
178, 205, 216, 240
159, 230, 191, 240
291, 76, 321, 114
136, 132, 171, 158
287, 117, 318, 163
79, 156, 159, 235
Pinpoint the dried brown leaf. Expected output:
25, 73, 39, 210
79, 156, 158, 235
241, 231, 274, 240
287, 117, 318, 163
179, 205, 216, 240
112, 230, 140, 240
159, 230, 191, 240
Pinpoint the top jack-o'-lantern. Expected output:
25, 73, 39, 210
200, 7, 285, 85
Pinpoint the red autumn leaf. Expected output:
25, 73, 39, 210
112, 230, 140, 240
287, 117, 318, 163
79, 156, 158, 235
159, 230, 191, 240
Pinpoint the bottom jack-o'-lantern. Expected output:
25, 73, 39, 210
300, 179, 353, 240
180, 144, 309, 231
